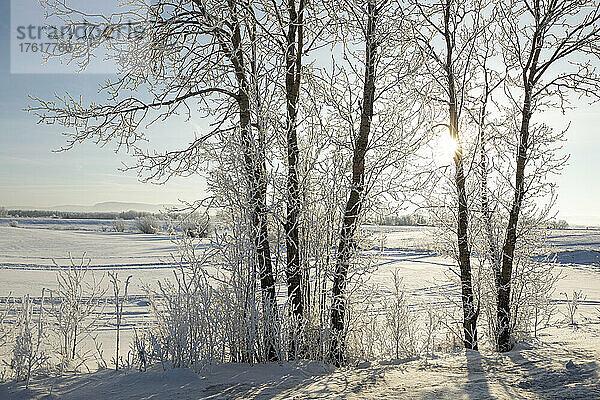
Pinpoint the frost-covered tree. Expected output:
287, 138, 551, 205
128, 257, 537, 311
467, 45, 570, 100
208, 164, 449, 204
411, 0, 488, 350
328, 0, 380, 366
326, 0, 424, 365
253, 0, 311, 358
30, 0, 281, 361
495, 0, 600, 351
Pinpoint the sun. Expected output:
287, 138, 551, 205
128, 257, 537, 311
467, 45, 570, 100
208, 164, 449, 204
435, 133, 459, 165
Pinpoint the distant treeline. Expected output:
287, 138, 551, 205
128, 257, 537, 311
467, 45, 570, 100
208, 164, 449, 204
545, 219, 569, 229
370, 214, 431, 226
1, 209, 152, 220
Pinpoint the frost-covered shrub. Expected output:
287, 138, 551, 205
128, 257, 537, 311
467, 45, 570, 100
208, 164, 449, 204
49, 255, 106, 371
9, 221, 18, 228
506, 233, 560, 343
384, 271, 419, 359
113, 219, 126, 232
344, 274, 441, 364
562, 290, 586, 326
144, 253, 229, 368
146, 279, 218, 369
130, 328, 148, 372
341, 263, 425, 364
136, 216, 159, 234
473, 241, 558, 347
181, 214, 209, 238
545, 219, 569, 229
140, 225, 283, 370
346, 296, 387, 363
108, 272, 131, 371
0, 300, 12, 346
9, 293, 50, 387
0, 206, 7, 218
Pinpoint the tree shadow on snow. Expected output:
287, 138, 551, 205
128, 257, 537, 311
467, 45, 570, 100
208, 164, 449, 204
464, 351, 493, 400
202, 365, 391, 399
504, 345, 600, 399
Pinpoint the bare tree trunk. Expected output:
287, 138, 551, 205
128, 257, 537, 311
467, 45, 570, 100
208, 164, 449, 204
497, 18, 542, 351
451, 114, 478, 350
445, 8, 478, 351
285, 0, 305, 359
228, 0, 278, 361
497, 87, 532, 352
329, 0, 377, 367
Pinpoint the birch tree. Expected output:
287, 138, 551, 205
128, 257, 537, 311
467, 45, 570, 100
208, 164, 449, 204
327, 0, 380, 366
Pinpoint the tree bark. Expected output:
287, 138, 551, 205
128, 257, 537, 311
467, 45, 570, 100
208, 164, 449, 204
451, 111, 478, 350
285, 0, 305, 359
329, 0, 377, 367
497, 88, 532, 352
497, 16, 542, 351
444, 5, 478, 351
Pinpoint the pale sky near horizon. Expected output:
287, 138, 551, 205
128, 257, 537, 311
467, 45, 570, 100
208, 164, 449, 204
1, 0, 599, 221
1, 0, 208, 208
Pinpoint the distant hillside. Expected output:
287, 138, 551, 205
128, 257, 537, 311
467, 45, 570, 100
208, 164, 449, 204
90, 202, 176, 213
7, 202, 177, 213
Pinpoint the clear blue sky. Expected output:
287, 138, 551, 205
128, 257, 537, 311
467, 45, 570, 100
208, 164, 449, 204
0, 0, 207, 208
0, 0, 599, 222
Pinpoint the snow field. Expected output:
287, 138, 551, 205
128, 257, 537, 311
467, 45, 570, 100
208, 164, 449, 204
0, 223, 599, 398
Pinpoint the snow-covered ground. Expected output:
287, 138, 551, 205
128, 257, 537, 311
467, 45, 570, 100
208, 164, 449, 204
2, 342, 599, 399
1, 222, 599, 399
